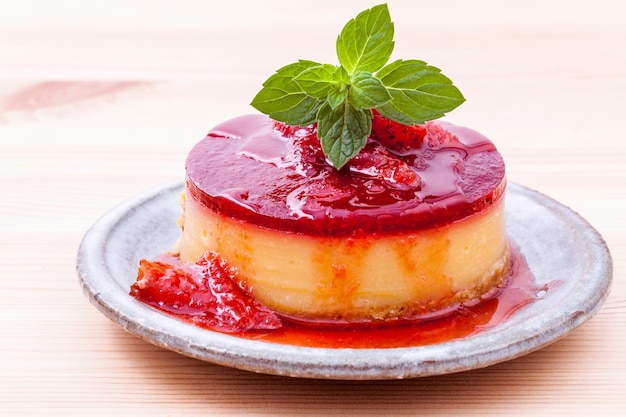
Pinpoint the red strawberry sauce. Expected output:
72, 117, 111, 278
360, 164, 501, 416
131, 247, 542, 348
185, 114, 506, 237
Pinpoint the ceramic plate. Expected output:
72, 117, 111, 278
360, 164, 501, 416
77, 181, 612, 380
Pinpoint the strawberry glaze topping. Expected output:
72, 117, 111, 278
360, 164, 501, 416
185, 114, 505, 236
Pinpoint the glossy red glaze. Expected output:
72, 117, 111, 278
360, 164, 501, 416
131, 246, 541, 348
185, 114, 506, 236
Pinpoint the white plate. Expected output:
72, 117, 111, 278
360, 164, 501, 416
77, 181, 612, 380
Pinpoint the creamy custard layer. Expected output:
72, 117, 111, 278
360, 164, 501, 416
178, 192, 510, 321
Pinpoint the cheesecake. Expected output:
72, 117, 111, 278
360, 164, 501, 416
177, 113, 509, 322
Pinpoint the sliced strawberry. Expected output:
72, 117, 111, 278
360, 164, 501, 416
130, 252, 282, 332
348, 142, 420, 189
422, 121, 461, 148
370, 112, 427, 154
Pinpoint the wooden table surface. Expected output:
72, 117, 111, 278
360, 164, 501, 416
1, 0, 625, 415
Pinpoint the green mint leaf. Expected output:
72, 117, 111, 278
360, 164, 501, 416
251, 60, 322, 125
375, 59, 465, 124
348, 71, 391, 109
328, 88, 348, 109
326, 67, 350, 108
317, 100, 371, 169
295, 64, 340, 99
336, 4, 394, 74
252, 4, 466, 169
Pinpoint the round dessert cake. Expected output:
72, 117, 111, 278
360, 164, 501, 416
177, 113, 509, 322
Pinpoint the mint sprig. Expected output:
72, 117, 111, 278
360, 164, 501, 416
251, 3, 465, 169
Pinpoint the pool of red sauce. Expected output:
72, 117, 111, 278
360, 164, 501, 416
130, 245, 542, 349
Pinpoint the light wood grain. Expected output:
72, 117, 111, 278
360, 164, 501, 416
1, 0, 625, 415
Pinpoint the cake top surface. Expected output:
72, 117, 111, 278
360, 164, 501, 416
186, 114, 505, 236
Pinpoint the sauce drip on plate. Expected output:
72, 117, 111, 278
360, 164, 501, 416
130, 245, 542, 349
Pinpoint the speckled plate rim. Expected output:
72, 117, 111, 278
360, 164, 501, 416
77, 181, 612, 380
